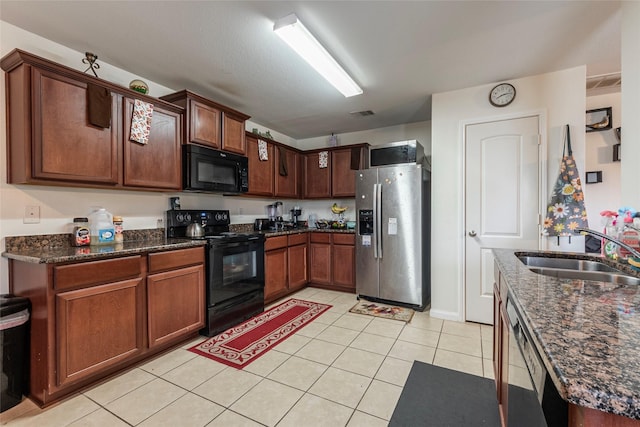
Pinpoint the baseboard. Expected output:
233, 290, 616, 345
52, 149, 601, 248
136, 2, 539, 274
428, 308, 462, 321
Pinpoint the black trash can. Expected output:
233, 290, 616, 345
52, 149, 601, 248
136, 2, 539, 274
1, 294, 30, 412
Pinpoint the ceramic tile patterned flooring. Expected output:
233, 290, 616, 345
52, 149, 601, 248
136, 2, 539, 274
0, 288, 494, 427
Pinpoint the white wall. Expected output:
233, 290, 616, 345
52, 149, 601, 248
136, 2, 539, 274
430, 66, 586, 321
584, 92, 622, 229
621, 1, 640, 208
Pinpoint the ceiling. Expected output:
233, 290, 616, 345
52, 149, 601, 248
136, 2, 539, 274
0, 1, 621, 141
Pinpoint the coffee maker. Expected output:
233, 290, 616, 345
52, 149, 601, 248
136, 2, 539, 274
290, 207, 302, 228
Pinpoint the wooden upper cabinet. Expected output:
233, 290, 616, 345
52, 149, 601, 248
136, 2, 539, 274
1, 49, 184, 192
246, 135, 274, 196
189, 99, 220, 148
123, 98, 182, 190
160, 90, 250, 155
8, 65, 119, 185
275, 146, 299, 198
331, 148, 358, 197
222, 112, 247, 155
304, 151, 331, 198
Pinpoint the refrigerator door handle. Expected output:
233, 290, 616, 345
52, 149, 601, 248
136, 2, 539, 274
373, 184, 378, 259
376, 183, 382, 259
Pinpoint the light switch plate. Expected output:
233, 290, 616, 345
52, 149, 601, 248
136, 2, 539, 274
24, 205, 40, 224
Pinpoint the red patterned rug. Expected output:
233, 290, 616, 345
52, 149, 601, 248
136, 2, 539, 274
188, 298, 331, 368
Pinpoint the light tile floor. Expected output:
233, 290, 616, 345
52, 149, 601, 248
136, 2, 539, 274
0, 288, 494, 427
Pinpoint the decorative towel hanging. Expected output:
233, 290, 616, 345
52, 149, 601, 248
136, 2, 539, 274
87, 83, 111, 128
319, 151, 328, 168
258, 140, 268, 161
278, 146, 288, 176
543, 124, 589, 243
130, 99, 153, 145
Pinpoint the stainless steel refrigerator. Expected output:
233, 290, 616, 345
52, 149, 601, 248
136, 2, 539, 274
355, 163, 430, 311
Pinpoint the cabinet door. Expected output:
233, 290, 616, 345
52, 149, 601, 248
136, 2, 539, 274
56, 278, 143, 387
331, 148, 357, 197
123, 98, 182, 190
32, 68, 119, 184
332, 240, 355, 290
265, 247, 288, 301
147, 264, 205, 348
304, 152, 331, 198
189, 99, 220, 148
309, 242, 332, 285
222, 112, 246, 155
275, 146, 299, 198
246, 135, 274, 196
288, 244, 308, 290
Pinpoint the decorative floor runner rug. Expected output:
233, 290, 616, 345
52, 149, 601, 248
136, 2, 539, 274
349, 301, 414, 322
189, 298, 331, 369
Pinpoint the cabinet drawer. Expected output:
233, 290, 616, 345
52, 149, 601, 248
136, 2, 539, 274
54, 256, 142, 290
265, 235, 288, 251
333, 234, 355, 245
310, 233, 331, 244
148, 247, 205, 273
288, 233, 307, 246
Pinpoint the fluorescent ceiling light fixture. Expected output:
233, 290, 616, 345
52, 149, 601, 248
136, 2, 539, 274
274, 13, 362, 97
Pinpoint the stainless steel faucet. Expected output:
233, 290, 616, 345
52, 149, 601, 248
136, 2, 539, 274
575, 228, 640, 259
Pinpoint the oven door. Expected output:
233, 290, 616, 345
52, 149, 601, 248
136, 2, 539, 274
207, 239, 265, 306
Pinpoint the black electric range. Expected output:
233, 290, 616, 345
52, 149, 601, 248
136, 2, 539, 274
166, 209, 265, 336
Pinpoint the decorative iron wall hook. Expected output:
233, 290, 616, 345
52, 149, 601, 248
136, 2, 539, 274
82, 52, 100, 77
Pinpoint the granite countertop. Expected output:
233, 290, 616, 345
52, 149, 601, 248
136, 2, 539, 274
2, 227, 354, 264
2, 232, 206, 264
493, 249, 640, 420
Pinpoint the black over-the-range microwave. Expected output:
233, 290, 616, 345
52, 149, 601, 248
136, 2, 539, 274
182, 144, 249, 193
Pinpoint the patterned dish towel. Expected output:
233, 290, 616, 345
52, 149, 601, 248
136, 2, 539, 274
319, 151, 328, 168
130, 99, 153, 144
258, 140, 268, 161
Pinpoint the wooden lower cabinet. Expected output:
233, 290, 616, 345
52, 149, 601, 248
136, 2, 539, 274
264, 233, 308, 304
309, 232, 355, 292
288, 234, 308, 291
8, 246, 205, 407
331, 234, 355, 290
147, 264, 205, 348
56, 278, 144, 387
265, 245, 288, 302
309, 234, 332, 285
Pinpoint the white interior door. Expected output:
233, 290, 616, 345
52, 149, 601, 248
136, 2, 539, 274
465, 116, 541, 324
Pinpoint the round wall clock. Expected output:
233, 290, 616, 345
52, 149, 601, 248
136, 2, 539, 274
489, 83, 516, 107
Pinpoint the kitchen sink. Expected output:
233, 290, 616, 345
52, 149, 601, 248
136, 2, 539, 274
517, 256, 623, 273
517, 255, 640, 285
528, 267, 640, 285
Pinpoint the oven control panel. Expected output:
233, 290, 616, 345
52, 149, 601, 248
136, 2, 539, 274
166, 209, 230, 229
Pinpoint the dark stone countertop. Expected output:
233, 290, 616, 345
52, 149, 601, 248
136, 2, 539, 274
2, 236, 206, 264
493, 249, 640, 420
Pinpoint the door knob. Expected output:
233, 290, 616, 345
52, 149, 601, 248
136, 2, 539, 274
468, 230, 477, 237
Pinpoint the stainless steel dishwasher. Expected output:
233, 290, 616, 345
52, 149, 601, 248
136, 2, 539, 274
505, 294, 567, 426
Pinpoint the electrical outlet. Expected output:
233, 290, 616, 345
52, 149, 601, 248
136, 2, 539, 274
24, 205, 40, 224
238, 207, 244, 215
157, 217, 164, 228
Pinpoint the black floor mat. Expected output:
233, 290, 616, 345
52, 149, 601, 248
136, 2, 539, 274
389, 361, 501, 427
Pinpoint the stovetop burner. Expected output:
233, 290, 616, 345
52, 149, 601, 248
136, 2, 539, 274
165, 209, 264, 243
